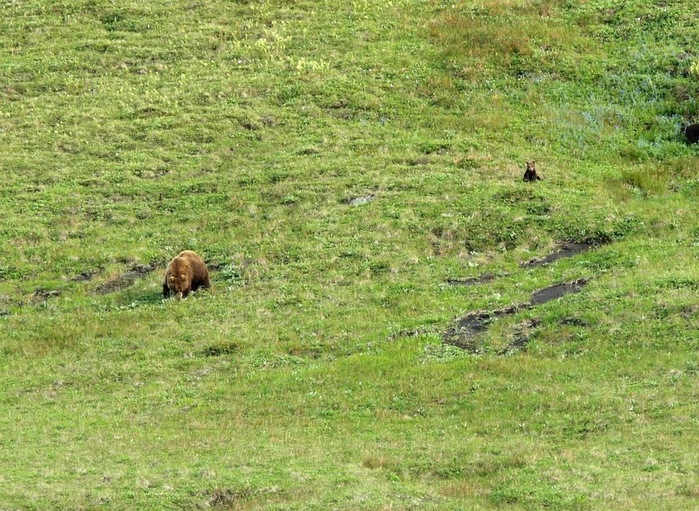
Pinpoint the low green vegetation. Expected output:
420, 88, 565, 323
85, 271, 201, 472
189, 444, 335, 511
1, 0, 698, 509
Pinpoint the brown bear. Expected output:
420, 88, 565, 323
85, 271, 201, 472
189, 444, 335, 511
163, 250, 211, 299
523, 160, 541, 182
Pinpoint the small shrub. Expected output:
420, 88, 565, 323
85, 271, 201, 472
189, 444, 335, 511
220, 264, 245, 286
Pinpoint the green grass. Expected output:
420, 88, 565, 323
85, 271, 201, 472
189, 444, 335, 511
1, 0, 699, 509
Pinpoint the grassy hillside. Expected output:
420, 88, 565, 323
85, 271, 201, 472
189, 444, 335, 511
1, 0, 698, 509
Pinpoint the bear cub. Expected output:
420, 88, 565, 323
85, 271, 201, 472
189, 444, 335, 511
523, 160, 542, 182
163, 250, 211, 299
684, 123, 699, 144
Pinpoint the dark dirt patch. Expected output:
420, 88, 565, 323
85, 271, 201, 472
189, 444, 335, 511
448, 241, 599, 287
95, 263, 156, 295
443, 278, 589, 352
559, 317, 589, 327
389, 325, 441, 339
443, 304, 526, 353
455, 304, 524, 333
499, 319, 540, 355
521, 242, 594, 268
208, 488, 250, 507
31, 288, 61, 302
530, 278, 588, 305
71, 269, 100, 282
446, 273, 500, 286
200, 341, 240, 357
345, 194, 376, 206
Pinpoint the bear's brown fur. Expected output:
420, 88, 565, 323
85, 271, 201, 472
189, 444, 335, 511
163, 250, 211, 299
523, 160, 541, 182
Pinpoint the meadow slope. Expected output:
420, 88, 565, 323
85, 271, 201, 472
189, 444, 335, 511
1, 0, 698, 509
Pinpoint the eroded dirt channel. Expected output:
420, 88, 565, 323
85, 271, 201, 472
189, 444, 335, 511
443, 241, 597, 353
95, 264, 156, 295
446, 242, 596, 286
520, 242, 593, 268
443, 278, 588, 352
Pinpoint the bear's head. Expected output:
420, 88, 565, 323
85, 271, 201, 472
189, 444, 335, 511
168, 273, 190, 299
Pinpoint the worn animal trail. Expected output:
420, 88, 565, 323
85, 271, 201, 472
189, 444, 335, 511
530, 279, 588, 305
446, 273, 498, 286
443, 278, 588, 353
447, 241, 597, 286
520, 242, 594, 268
95, 264, 156, 295
443, 240, 600, 352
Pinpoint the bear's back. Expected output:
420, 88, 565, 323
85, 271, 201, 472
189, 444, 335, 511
174, 250, 209, 284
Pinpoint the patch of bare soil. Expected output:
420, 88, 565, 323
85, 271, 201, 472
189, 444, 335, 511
443, 278, 589, 353
345, 194, 376, 206
448, 241, 600, 286
71, 269, 100, 282
559, 317, 589, 327
499, 319, 541, 355
207, 488, 250, 507
446, 273, 499, 286
95, 263, 155, 295
31, 288, 61, 302
530, 278, 588, 305
520, 242, 594, 268
200, 341, 240, 357
443, 304, 526, 353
